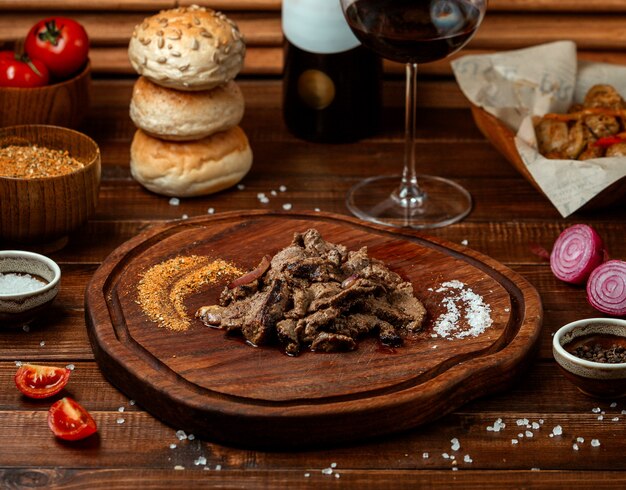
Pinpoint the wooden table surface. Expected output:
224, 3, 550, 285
2, 77, 626, 489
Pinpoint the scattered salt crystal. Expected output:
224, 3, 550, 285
486, 418, 505, 432
518, 433, 524, 438
573, 443, 579, 451
461, 239, 469, 246
169, 197, 180, 206
22, 325, 30, 332
314, 208, 321, 212
175, 430, 187, 440
612, 417, 619, 422
188, 434, 195, 441
531, 468, 540, 471
14, 361, 22, 367
622, 410, 626, 415
169, 443, 177, 449
194, 456, 207, 466
551, 425, 563, 436
431, 345, 438, 349
207, 208, 215, 214
422, 452, 429, 459
335, 473, 341, 479
452, 467, 458, 471
611, 402, 617, 408
511, 439, 519, 445
592, 407, 601, 413
174, 465, 185, 470
531, 422, 540, 430
270, 190, 278, 196
66, 364, 75, 371
598, 415, 604, 421
39, 341, 45, 347
591, 439, 601, 447
237, 184, 245, 190
432, 281, 492, 339
259, 196, 269, 204
442, 453, 450, 459
282, 203, 292, 211
321, 467, 333, 475
516, 418, 529, 426
330, 463, 337, 468
215, 465, 222, 471
257, 192, 266, 199
525, 431, 534, 438
181, 214, 188, 220
451, 438, 460, 451
577, 437, 585, 443
129, 399, 136, 406
539, 419, 544, 425
116, 417, 125, 424
304, 473, 310, 478
463, 455, 473, 463
279, 185, 287, 192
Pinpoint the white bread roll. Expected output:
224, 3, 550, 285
128, 5, 245, 91
130, 127, 252, 197
130, 77, 244, 141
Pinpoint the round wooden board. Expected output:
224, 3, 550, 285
85, 211, 543, 448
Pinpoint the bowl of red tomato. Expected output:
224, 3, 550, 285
0, 17, 90, 129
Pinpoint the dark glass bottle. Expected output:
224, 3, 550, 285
282, 0, 382, 143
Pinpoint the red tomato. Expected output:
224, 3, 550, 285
14, 364, 70, 399
24, 17, 89, 80
48, 397, 97, 441
0, 51, 49, 87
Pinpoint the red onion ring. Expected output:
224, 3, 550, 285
550, 224, 606, 284
586, 260, 626, 316
228, 255, 272, 289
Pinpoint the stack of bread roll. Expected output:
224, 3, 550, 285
127, 5, 252, 197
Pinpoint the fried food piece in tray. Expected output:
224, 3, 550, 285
535, 84, 626, 160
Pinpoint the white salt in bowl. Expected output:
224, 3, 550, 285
553, 318, 626, 398
0, 250, 61, 326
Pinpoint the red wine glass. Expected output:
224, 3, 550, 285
340, 0, 487, 228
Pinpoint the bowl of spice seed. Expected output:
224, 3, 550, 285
553, 318, 626, 398
0, 250, 61, 327
0, 124, 101, 251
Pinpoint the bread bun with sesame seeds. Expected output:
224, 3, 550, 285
128, 5, 246, 91
130, 76, 244, 141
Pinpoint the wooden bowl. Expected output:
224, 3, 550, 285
0, 62, 90, 129
0, 125, 101, 251
470, 104, 626, 210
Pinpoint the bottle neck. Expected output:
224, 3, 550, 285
282, 0, 360, 54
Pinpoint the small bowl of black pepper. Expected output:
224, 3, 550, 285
553, 318, 626, 398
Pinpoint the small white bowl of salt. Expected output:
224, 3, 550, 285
0, 250, 61, 327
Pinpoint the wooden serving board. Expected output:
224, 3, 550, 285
85, 211, 542, 448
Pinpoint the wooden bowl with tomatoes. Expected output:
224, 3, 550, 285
0, 17, 90, 129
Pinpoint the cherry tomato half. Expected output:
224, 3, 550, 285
48, 397, 97, 441
14, 364, 70, 399
0, 51, 49, 88
24, 17, 89, 80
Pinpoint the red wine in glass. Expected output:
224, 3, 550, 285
340, 0, 486, 228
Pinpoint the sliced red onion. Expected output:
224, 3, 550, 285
228, 255, 271, 289
586, 260, 626, 316
550, 224, 606, 284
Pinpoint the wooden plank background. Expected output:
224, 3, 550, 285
0, 0, 625, 79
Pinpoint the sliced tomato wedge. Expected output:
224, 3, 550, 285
48, 397, 97, 441
14, 364, 70, 399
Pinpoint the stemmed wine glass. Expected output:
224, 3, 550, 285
340, 0, 487, 228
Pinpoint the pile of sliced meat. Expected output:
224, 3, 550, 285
196, 229, 426, 356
